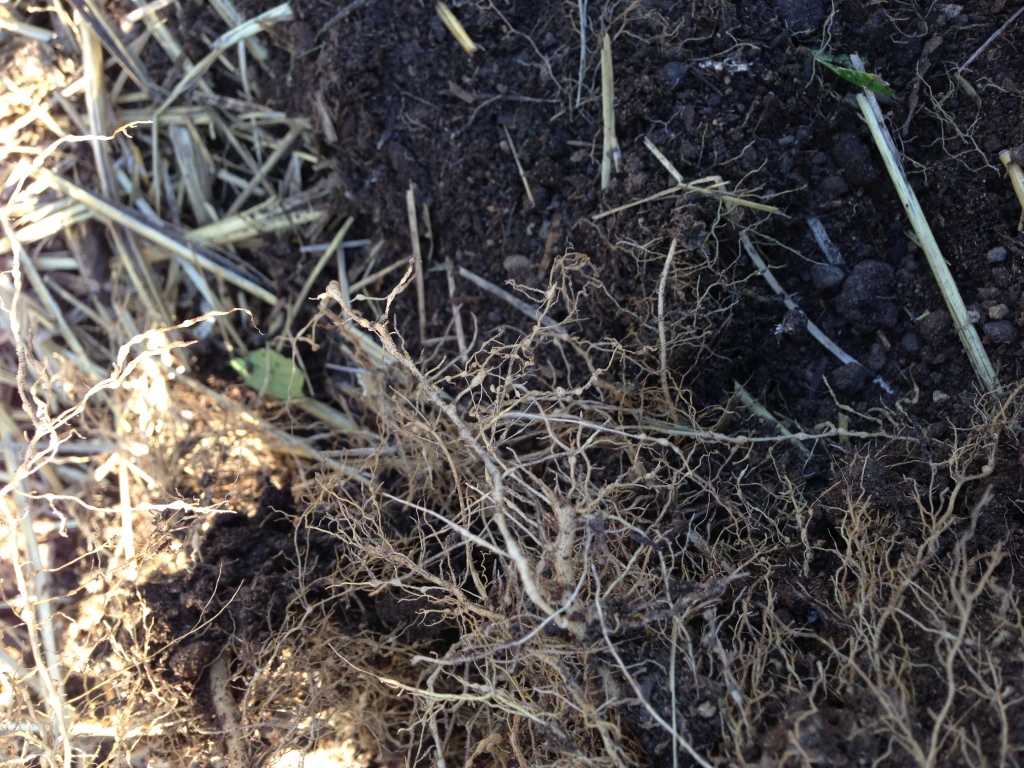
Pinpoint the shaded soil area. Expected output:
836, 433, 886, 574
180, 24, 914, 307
259, 0, 1024, 428
131, 1, 1024, 766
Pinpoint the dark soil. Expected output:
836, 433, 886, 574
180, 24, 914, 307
227, 0, 1024, 428
137, 1, 1024, 765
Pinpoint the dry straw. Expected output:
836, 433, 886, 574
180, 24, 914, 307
0, 2, 365, 761
851, 54, 998, 394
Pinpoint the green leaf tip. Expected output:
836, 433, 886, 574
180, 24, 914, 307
812, 50, 895, 96
230, 347, 306, 401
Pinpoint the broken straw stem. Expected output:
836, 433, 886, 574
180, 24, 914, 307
739, 232, 893, 395
406, 184, 427, 341
852, 54, 998, 393
600, 32, 619, 190
575, 0, 587, 108
999, 150, 1024, 230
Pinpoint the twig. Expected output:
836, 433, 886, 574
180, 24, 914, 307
853, 55, 998, 393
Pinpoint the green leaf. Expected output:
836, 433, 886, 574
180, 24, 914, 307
230, 347, 306, 401
811, 50, 895, 95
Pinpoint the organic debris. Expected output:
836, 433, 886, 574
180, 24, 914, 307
3, 2, 1024, 767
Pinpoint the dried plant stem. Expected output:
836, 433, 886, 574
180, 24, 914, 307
207, 0, 271, 70
658, 239, 679, 423
853, 54, 998, 393
72, 0, 156, 96
208, 651, 247, 767
593, 179, 779, 221
29, 165, 278, 304
456, 263, 565, 333
407, 184, 427, 341
0, 420, 72, 767
174, 373, 372, 481
642, 136, 892, 393
999, 150, 1024, 229
807, 217, 843, 265
960, 6, 1024, 71
732, 381, 809, 456
283, 215, 354, 340
637, 137, 779, 213
436, 1, 478, 55
225, 123, 301, 215
739, 231, 896, 393
158, 3, 293, 112
575, 0, 588, 108
600, 32, 619, 190
0, 5, 55, 42
503, 126, 535, 206
446, 262, 468, 363
117, 462, 137, 580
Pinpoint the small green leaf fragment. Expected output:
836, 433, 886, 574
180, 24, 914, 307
230, 348, 306, 401
812, 50, 895, 95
